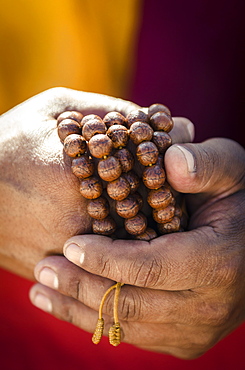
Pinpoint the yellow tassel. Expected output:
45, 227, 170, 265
109, 322, 121, 346
92, 318, 104, 344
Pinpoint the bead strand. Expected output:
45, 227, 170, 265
56, 106, 184, 239
147, 105, 181, 234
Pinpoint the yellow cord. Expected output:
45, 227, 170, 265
113, 282, 123, 324
98, 283, 117, 320
92, 282, 124, 346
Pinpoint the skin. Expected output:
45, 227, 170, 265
0, 87, 192, 279
31, 133, 245, 359
30, 139, 245, 359
1, 87, 244, 359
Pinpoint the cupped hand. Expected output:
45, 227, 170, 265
0, 87, 192, 279
30, 136, 245, 359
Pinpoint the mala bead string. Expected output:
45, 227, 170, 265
91, 282, 124, 346
56, 105, 186, 346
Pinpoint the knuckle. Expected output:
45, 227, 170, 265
191, 331, 217, 352
103, 288, 143, 321
209, 304, 232, 327
196, 299, 233, 327
129, 255, 163, 288
59, 301, 76, 325
74, 279, 82, 300
97, 255, 112, 277
66, 307, 75, 324
178, 329, 217, 355
119, 290, 142, 321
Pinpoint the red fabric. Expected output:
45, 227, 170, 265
0, 268, 245, 370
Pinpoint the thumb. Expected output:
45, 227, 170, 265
165, 138, 245, 197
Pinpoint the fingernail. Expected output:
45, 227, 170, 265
176, 145, 196, 173
39, 267, 59, 289
33, 293, 52, 312
64, 243, 85, 265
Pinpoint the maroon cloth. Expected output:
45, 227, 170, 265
130, 0, 245, 146
1, 1, 245, 369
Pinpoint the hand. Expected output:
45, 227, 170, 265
0, 88, 136, 278
0, 87, 192, 279
30, 137, 245, 359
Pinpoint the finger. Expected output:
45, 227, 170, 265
138, 345, 207, 360
29, 283, 215, 359
34, 256, 230, 327
29, 283, 102, 334
63, 229, 224, 291
33, 256, 191, 324
164, 138, 245, 197
170, 117, 195, 144
34, 256, 115, 311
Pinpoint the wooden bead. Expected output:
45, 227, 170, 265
148, 103, 171, 117
114, 148, 134, 173
87, 196, 109, 220
152, 204, 175, 223
88, 134, 113, 158
63, 134, 87, 157
57, 119, 81, 141
103, 112, 126, 127
80, 176, 103, 199
136, 141, 159, 166
147, 186, 173, 209
107, 176, 131, 200
150, 112, 173, 133
106, 125, 129, 148
152, 131, 172, 153
92, 216, 117, 235
57, 111, 83, 125
142, 165, 166, 189
82, 119, 107, 141
115, 194, 140, 219
122, 171, 140, 193
158, 216, 180, 234
129, 122, 153, 145
135, 228, 157, 241
97, 156, 122, 181
126, 109, 148, 128
124, 212, 147, 236
81, 114, 103, 126
71, 154, 94, 179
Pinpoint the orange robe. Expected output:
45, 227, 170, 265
0, 0, 141, 113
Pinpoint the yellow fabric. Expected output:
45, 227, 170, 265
0, 0, 142, 113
